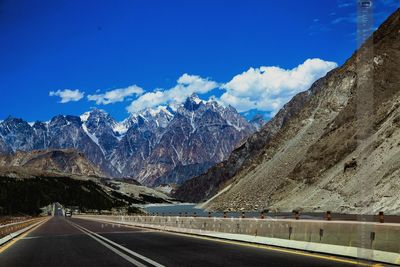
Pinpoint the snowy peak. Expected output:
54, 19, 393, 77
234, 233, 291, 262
80, 108, 124, 136
80, 109, 122, 156
141, 106, 173, 118
188, 93, 202, 104
183, 94, 203, 111
139, 106, 174, 128
80, 111, 91, 123
81, 108, 116, 127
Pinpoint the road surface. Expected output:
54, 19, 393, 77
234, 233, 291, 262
0, 216, 381, 267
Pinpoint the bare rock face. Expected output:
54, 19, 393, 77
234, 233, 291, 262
0, 95, 255, 186
0, 137, 11, 154
0, 149, 104, 177
0, 117, 37, 151
175, 9, 400, 215
110, 95, 255, 186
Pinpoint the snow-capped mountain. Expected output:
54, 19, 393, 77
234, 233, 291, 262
0, 94, 258, 186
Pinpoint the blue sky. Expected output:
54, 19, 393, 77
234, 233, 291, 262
0, 0, 398, 121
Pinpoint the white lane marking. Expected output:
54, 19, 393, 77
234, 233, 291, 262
69, 220, 165, 267
67, 220, 147, 267
90, 231, 157, 235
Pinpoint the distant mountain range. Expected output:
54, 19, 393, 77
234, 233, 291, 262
0, 94, 262, 186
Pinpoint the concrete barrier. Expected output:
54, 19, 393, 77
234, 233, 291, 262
0, 218, 47, 246
76, 215, 400, 265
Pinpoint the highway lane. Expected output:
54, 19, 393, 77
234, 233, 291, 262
0, 216, 382, 267
0, 217, 133, 267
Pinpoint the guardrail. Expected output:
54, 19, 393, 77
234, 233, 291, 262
77, 215, 400, 265
0, 217, 46, 245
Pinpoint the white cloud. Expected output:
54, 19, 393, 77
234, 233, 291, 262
48, 59, 337, 116
331, 13, 357, 24
126, 74, 218, 113
49, 89, 84, 103
337, 0, 354, 8
87, 85, 144, 105
220, 58, 337, 113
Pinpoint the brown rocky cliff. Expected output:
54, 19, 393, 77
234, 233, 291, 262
175, 9, 400, 215
0, 149, 105, 177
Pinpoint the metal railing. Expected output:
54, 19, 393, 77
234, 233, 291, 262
0, 218, 44, 240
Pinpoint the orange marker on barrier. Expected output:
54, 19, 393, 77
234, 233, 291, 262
325, 211, 332, 221
379, 211, 384, 223
293, 210, 299, 220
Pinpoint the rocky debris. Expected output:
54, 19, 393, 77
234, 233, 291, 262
343, 158, 357, 173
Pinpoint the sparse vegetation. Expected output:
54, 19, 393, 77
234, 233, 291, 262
0, 176, 127, 215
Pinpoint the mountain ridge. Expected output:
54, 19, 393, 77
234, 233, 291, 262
0, 148, 105, 177
0, 95, 260, 186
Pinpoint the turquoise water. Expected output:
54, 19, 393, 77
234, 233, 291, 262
143, 204, 325, 220
143, 204, 270, 218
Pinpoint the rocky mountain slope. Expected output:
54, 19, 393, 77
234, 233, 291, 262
175, 9, 400, 215
0, 149, 104, 177
0, 95, 257, 186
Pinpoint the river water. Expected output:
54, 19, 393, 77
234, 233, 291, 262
142, 203, 321, 219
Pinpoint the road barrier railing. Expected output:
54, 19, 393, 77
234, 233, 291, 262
0, 217, 46, 246
76, 214, 400, 265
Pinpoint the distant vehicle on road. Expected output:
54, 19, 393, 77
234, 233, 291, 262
65, 210, 72, 217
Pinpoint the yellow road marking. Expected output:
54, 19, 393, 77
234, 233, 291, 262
80, 218, 381, 267
0, 217, 50, 253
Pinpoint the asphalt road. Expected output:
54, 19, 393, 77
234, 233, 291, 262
0, 216, 382, 267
